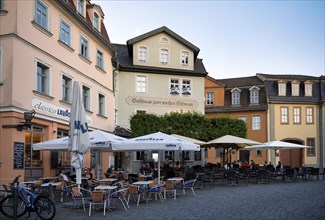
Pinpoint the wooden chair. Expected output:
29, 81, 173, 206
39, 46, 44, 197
147, 180, 164, 203
182, 179, 196, 197
110, 188, 129, 211
71, 187, 92, 212
164, 180, 176, 200
127, 185, 144, 207
88, 191, 108, 216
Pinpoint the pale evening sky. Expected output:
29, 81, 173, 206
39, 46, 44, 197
93, 0, 324, 79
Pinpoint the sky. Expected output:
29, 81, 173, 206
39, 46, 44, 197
93, 0, 324, 79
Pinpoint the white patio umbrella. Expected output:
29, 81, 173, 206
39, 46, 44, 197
170, 134, 207, 145
69, 81, 90, 187
112, 132, 200, 183
32, 130, 127, 151
244, 140, 311, 150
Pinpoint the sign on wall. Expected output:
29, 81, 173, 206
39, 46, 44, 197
125, 96, 199, 109
13, 142, 24, 169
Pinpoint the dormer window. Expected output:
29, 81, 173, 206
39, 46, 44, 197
304, 80, 313, 96
138, 46, 147, 62
231, 88, 241, 105
249, 86, 260, 104
77, 0, 85, 17
181, 51, 189, 65
160, 49, 168, 64
291, 80, 300, 96
93, 12, 99, 31
278, 81, 286, 96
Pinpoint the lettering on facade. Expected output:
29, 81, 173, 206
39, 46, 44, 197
32, 98, 92, 124
126, 96, 199, 109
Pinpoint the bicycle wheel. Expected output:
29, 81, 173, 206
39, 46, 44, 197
0, 195, 27, 218
34, 196, 56, 220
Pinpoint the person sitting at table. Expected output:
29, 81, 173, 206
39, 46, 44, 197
106, 164, 116, 177
83, 167, 93, 179
144, 163, 153, 176
276, 161, 284, 173
242, 160, 249, 168
249, 160, 258, 171
175, 161, 181, 170
58, 168, 72, 185
139, 163, 146, 175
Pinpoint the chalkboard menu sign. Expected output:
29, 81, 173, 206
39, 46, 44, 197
194, 151, 201, 161
14, 142, 24, 169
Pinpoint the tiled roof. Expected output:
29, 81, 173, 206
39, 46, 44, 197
256, 73, 321, 81
112, 44, 208, 76
218, 76, 264, 88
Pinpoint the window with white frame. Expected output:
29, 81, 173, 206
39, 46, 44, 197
306, 107, 314, 124
160, 49, 168, 64
62, 75, 72, 102
136, 75, 147, 93
35, 0, 48, 30
305, 82, 313, 96
77, 0, 85, 16
206, 92, 214, 105
238, 116, 247, 123
280, 107, 288, 124
306, 138, 315, 156
181, 51, 189, 65
252, 115, 261, 130
292, 82, 300, 96
136, 110, 146, 114
138, 46, 147, 62
96, 49, 104, 69
98, 93, 105, 116
36, 62, 50, 95
182, 79, 191, 95
60, 19, 71, 46
250, 88, 259, 104
93, 12, 99, 31
293, 107, 301, 124
170, 79, 179, 94
82, 85, 90, 111
231, 89, 241, 105
278, 82, 286, 96
80, 36, 89, 58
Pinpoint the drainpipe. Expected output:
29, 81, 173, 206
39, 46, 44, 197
319, 77, 324, 169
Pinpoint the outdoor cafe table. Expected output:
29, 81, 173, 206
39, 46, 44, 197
40, 182, 62, 200
94, 185, 118, 209
167, 177, 184, 196
40, 177, 58, 182
98, 178, 118, 185
133, 181, 153, 203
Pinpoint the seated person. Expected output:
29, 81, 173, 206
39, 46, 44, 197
106, 164, 116, 177
83, 167, 93, 179
58, 168, 73, 185
140, 163, 146, 175
144, 163, 153, 176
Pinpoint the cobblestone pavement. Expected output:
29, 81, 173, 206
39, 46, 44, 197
1, 180, 324, 220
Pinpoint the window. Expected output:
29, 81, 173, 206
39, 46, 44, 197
250, 87, 259, 104
0, 0, 5, 10
62, 75, 72, 102
278, 82, 286, 96
306, 138, 315, 156
98, 93, 105, 116
252, 115, 260, 130
96, 49, 104, 69
306, 107, 314, 124
280, 107, 288, 124
93, 12, 99, 30
182, 79, 191, 95
305, 82, 313, 96
293, 107, 301, 124
35, 0, 48, 30
136, 110, 146, 114
231, 89, 241, 105
160, 49, 168, 64
136, 75, 147, 93
25, 126, 43, 168
82, 85, 90, 111
170, 79, 179, 94
181, 51, 189, 65
238, 116, 246, 123
292, 82, 300, 96
36, 62, 50, 95
206, 92, 214, 105
57, 130, 70, 167
60, 19, 71, 46
80, 36, 89, 58
138, 46, 147, 62
256, 150, 262, 157
77, 0, 85, 16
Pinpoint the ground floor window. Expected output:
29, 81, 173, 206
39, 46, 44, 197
24, 126, 43, 167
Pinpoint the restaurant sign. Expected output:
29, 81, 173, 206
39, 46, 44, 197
125, 96, 198, 109
32, 98, 92, 124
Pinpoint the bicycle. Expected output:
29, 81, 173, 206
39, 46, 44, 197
0, 175, 56, 219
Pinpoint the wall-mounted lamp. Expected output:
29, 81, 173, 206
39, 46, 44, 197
2, 109, 35, 131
